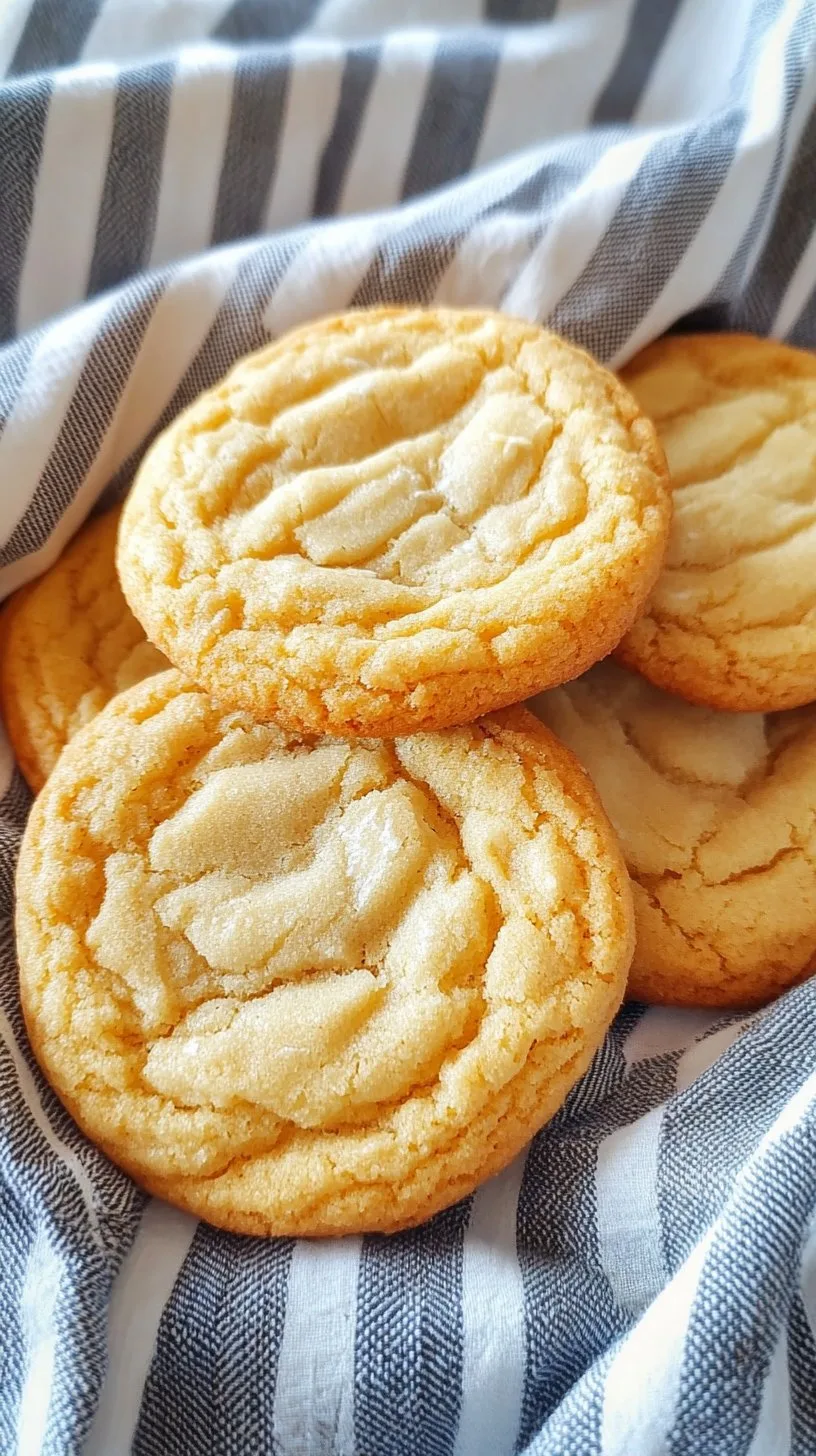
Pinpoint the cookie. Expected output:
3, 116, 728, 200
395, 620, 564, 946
618, 332, 816, 711
118, 307, 670, 736
0, 509, 167, 792
532, 660, 816, 1008
16, 670, 632, 1237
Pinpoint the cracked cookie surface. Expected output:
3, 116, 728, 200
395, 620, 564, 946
532, 660, 816, 1007
0, 509, 167, 791
16, 670, 632, 1236
118, 307, 670, 735
618, 332, 816, 711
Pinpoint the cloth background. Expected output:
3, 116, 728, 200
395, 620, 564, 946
1, 0, 816, 1452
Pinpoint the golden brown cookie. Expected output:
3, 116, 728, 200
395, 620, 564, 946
618, 332, 816, 712
0, 509, 167, 792
118, 307, 670, 736
532, 660, 816, 1008
16, 670, 632, 1237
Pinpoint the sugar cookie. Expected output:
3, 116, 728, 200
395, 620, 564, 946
118, 307, 670, 735
17, 671, 632, 1236
533, 661, 816, 1007
618, 332, 816, 711
0, 509, 166, 791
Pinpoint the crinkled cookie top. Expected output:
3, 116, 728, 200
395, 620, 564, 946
533, 660, 816, 1007
16, 671, 632, 1236
619, 332, 816, 711
118, 307, 670, 735
0, 508, 166, 791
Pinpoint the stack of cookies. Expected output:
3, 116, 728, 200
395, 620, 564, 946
5, 309, 816, 1237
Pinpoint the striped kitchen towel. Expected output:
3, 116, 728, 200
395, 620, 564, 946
1, 1, 816, 1452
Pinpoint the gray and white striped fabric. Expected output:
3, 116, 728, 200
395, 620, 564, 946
1, 1, 816, 1452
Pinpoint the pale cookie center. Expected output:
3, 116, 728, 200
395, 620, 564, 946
208, 331, 596, 598
87, 742, 494, 1129
628, 364, 816, 631
533, 664, 776, 879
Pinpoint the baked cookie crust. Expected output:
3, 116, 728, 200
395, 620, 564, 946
534, 660, 816, 1007
118, 307, 670, 735
16, 671, 632, 1236
0, 509, 166, 791
618, 332, 816, 712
